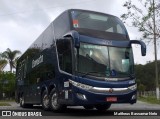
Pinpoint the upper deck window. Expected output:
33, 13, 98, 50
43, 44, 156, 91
71, 10, 126, 35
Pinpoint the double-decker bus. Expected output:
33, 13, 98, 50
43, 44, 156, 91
15, 9, 146, 111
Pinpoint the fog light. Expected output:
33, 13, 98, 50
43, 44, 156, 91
131, 94, 136, 100
77, 93, 87, 100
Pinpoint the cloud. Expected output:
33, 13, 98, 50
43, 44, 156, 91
0, 0, 118, 52
0, 0, 159, 70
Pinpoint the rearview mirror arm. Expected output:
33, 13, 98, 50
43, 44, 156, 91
130, 40, 146, 56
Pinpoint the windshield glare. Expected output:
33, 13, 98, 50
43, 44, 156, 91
78, 43, 134, 78
71, 10, 126, 35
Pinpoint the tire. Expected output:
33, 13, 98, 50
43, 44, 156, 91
20, 95, 32, 108
20, 95, 26, 107
41, 90, 50, 110
95, 104, 111, 111
83, 105, 94, 110
49, 88, 66, 112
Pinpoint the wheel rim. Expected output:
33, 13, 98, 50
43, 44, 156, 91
43, 94, 49, 108
20, 97, 24, 106
51, 92, 58, 109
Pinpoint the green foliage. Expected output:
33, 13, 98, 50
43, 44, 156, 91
0, 53, 7, 71
0, 60, 7, 72
138, 84, 146, 92
121, 0, 160, 44
135, 60, 160, 91
0, 72, 16, 99
0, 102, 11, 106
2, 48, 21, 72
138, 96, 160, 104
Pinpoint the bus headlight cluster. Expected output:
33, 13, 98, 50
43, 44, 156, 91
128, 84, 137, 91
69, 80, 93, 90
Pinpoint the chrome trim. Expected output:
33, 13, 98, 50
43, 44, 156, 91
92, 87, 128, 92
69, 79, 137, 94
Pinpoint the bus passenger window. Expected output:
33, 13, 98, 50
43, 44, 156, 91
57, 39, 72, 74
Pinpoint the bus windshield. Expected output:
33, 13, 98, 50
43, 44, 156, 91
78, 42, 134, 78
71, 10, 126, 35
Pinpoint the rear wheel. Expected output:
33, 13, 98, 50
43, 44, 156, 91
20, 95, 26, 108
42, 90, 50, 110
95, 104, 111, 111
83, 105, 94, 110
49, 88, 66, 112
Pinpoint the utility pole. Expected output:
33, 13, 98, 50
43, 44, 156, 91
153, 0, 159, 100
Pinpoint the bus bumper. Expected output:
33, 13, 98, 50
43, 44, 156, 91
70, 86, 137, 105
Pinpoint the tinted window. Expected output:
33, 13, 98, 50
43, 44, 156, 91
57, 39, 72, 74
78, 42, 109, 77
78, 42, 134, 78
109, 47, 134, 76
71, 10, 126, 35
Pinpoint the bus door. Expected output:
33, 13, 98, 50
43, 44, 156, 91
56, 38, 73, 101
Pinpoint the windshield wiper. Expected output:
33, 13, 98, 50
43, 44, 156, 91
81, 71, 105, 78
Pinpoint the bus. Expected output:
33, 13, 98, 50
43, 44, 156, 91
15, 9, 146, 111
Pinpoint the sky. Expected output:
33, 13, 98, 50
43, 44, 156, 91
0, 0, 160, 71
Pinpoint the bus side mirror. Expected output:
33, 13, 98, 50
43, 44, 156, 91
71, 30, 80, 48
130, 40, 146, 56
64, 30, 80, 48
74, 38, 80, 48
72, 31, 80, 48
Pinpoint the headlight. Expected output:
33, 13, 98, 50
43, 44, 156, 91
69, 80, 93, 90
128, 84, 137, 90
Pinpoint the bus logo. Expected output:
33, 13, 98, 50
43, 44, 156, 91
105, 40, 112, 45
109, 88, 113, 93
32, 55, 43, 68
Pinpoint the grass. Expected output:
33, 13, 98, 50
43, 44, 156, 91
0, 102, 11, 106
0, 99, 14, 106
138, 96, 160, 104
0, 99, 15, 102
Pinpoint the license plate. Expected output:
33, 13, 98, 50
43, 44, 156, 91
106, 97, 117, 102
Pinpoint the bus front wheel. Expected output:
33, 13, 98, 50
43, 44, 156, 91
49, 88, 66, 112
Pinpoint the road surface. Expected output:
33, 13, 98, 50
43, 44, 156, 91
0, 101, 160, 119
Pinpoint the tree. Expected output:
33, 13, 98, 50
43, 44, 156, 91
0, 53, 7, 71
0, 71, 16, 99
121, 0, 160, 100
121, 0, 160, 42
135, 62, 160, 91
2, 48, 21, 72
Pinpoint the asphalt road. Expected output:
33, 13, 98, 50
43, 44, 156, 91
0, 101, 160, 119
